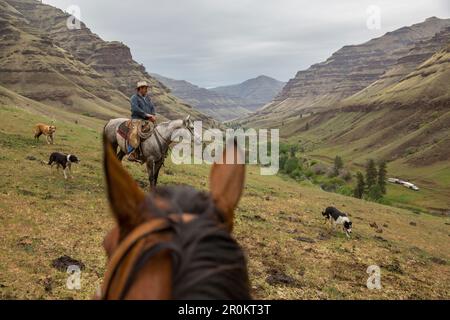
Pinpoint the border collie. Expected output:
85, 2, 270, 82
48, 152, 79, 180
322, 206, 352, 238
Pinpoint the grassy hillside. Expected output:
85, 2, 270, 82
231, 24, 450, 216
277, 106, 450, 214
0, 105, 449, 299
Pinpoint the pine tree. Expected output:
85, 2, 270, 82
367, 185, 383, 201
333, 156, 343, 176
365, 159, 377, 189
353, 171, 365, 199
378, 161, 387, 194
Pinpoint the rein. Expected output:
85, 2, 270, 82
101, 213, 199, 300
154, 127, 170, 154
101, 218, 172, 300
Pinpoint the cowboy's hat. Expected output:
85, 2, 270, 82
136, 80, 149, 89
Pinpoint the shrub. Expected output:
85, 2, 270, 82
337, 185, 353, 196
290, 168, 304, 180
304, 169, 314, 179
311, 163, 327, 175
284, 157, 299, 174
279, 154, 288, 171
339, 169, 352, 182
320, 177, 345, 192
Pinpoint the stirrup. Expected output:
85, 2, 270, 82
127, 152, 144, 164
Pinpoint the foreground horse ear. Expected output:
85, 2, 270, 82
210, 139, 245, 232
103, 134, 146, 237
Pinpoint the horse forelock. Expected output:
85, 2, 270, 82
134, 185, 251, 299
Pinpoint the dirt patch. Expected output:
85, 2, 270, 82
369, 222, 378, 229
51, 255, 85, 272
429, 257, 447, 265
294, 236, 316, 243
374, 235, 388, 242
243, 214, 266, 222
40, 277, 53, 292
383, 259, 404, 274
265, 269, 300, 287
279, 215, 302, 223
317, 232, 331, 240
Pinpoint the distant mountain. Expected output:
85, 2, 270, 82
240, 17, 450, 126
210, 75, 286, 110
0, 0, 215, 125
151, 74, 285, 121
151, 73, 251, 121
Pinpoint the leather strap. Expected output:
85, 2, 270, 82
101, 218, 170, 299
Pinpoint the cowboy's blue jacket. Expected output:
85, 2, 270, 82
130, 93, 156, 120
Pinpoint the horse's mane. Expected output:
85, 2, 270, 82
139, 185, 251, 300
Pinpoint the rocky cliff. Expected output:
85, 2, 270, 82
1, 0, 215, 124
345, 26, 450, 106
0, 0, 128, 119
251, 17, 450, 123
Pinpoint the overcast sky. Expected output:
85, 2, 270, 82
43, 0, 449, 88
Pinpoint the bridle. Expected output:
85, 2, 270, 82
100, 212, 201, 300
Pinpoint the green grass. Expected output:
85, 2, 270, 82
0, 106, 449, 300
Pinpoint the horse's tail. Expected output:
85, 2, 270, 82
103, 120, 110, 135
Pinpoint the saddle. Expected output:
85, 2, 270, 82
118, 120, 154, 150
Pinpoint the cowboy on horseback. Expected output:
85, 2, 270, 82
128, 80, 157, 162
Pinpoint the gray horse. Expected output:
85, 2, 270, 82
104, 115, 198, 188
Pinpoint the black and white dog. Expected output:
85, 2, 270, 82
322, 206, 353, 238
48, 152, 80, 180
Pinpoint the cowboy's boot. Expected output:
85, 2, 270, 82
127, 148, 144, 164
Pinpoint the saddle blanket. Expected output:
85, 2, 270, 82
117, 120, 131, 140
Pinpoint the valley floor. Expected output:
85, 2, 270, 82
0, 106, 449, 299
